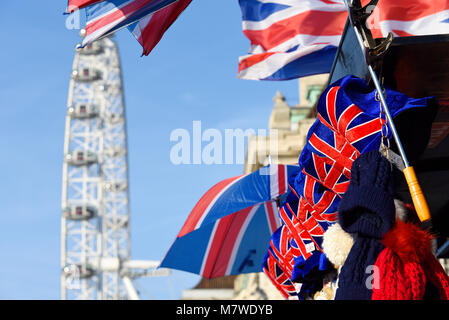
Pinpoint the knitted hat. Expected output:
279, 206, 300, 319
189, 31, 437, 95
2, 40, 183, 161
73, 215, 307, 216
373, 220, 449, 300
335, 150, 396, 300
337, 150, 396, 238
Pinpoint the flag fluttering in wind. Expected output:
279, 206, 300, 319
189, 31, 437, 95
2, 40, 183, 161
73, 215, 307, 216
237, 0, 347, 81
127, 0, 192, 56
367, 0, 449, 38
81, 0, 178, 47
66, 0, 192, 55
66, 0, 105, 13
68, 0, 449, 60
237, 0, 449, 81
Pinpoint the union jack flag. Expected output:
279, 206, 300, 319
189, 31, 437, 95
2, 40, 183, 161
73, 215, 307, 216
238, 0, 347, 80
300, 151, 351, 196
238, 0, 449, 80
263, 250, 298, 299
263, 75, 433, 298
368, 0, 449, 39
278, 201, 320, 261
80, 0, 178, 47
291, 173, 340, 223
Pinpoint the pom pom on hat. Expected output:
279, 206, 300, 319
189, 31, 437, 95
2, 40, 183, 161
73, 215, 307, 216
322, 223, 355, 267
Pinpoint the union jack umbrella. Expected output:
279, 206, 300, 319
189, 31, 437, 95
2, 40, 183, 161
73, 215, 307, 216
160, 164, 300, 278
263, 75, 433, 299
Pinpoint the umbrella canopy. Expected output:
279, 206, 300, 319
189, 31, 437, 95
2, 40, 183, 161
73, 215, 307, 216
176, 164, 300, 237
160, 164, 300, 277
161, 201, 281, 278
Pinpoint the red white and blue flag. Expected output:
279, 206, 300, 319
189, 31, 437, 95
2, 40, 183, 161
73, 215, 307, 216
66, 0, 105, 13
262, 75, 433, 298
68, 0, 449, 61
80, 0, 178, 47
237, 0, 347, 80
128, 0, 192, 55
368, 0, 449, 39
238, 0, 449, 81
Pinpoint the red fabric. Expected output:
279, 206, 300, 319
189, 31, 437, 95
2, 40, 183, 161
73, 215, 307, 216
67, 0, 103, 13
139, 0, 192, 56
373, 220, 449, 300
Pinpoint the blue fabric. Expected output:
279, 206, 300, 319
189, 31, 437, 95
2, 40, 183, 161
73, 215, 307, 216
82, 0, 177, 47
262, 46, 338, 81
239, 0, 290, 21
338, 151, 396, 239
200, 164, 299, 227
335, 236, 385, 300
161, 202, 274, 277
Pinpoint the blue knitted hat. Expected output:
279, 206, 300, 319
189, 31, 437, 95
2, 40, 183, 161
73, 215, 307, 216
335, 150, 396, 300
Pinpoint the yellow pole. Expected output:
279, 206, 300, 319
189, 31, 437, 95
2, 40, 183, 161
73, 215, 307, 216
403, 167, 432, 223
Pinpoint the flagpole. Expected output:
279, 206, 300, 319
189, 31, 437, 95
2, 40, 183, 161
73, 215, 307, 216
343, 0, 432, 227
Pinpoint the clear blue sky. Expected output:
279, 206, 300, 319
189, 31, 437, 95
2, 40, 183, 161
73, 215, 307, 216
0, 1, 300, 299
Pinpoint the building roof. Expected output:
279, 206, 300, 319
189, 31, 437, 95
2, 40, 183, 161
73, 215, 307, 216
193, 276, 237, 289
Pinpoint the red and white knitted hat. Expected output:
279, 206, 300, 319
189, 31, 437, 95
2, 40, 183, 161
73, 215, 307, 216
373, 220, 449, 300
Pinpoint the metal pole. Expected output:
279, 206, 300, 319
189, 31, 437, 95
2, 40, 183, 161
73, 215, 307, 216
122, 277, 140, 300
344, 0, 409, 166
366, 65, 410, 167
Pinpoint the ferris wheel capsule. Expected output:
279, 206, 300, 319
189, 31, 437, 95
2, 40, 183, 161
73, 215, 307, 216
63, 205, 97, 220
71, 67, 102, 82
65, 150, 98, 166
63, 264, 95, 279
103, 181, 128, 192
68, 103, 99, 119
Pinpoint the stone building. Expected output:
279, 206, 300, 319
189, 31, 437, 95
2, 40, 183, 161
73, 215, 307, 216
181, 276, 236, 300
244, 74, 328, 173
